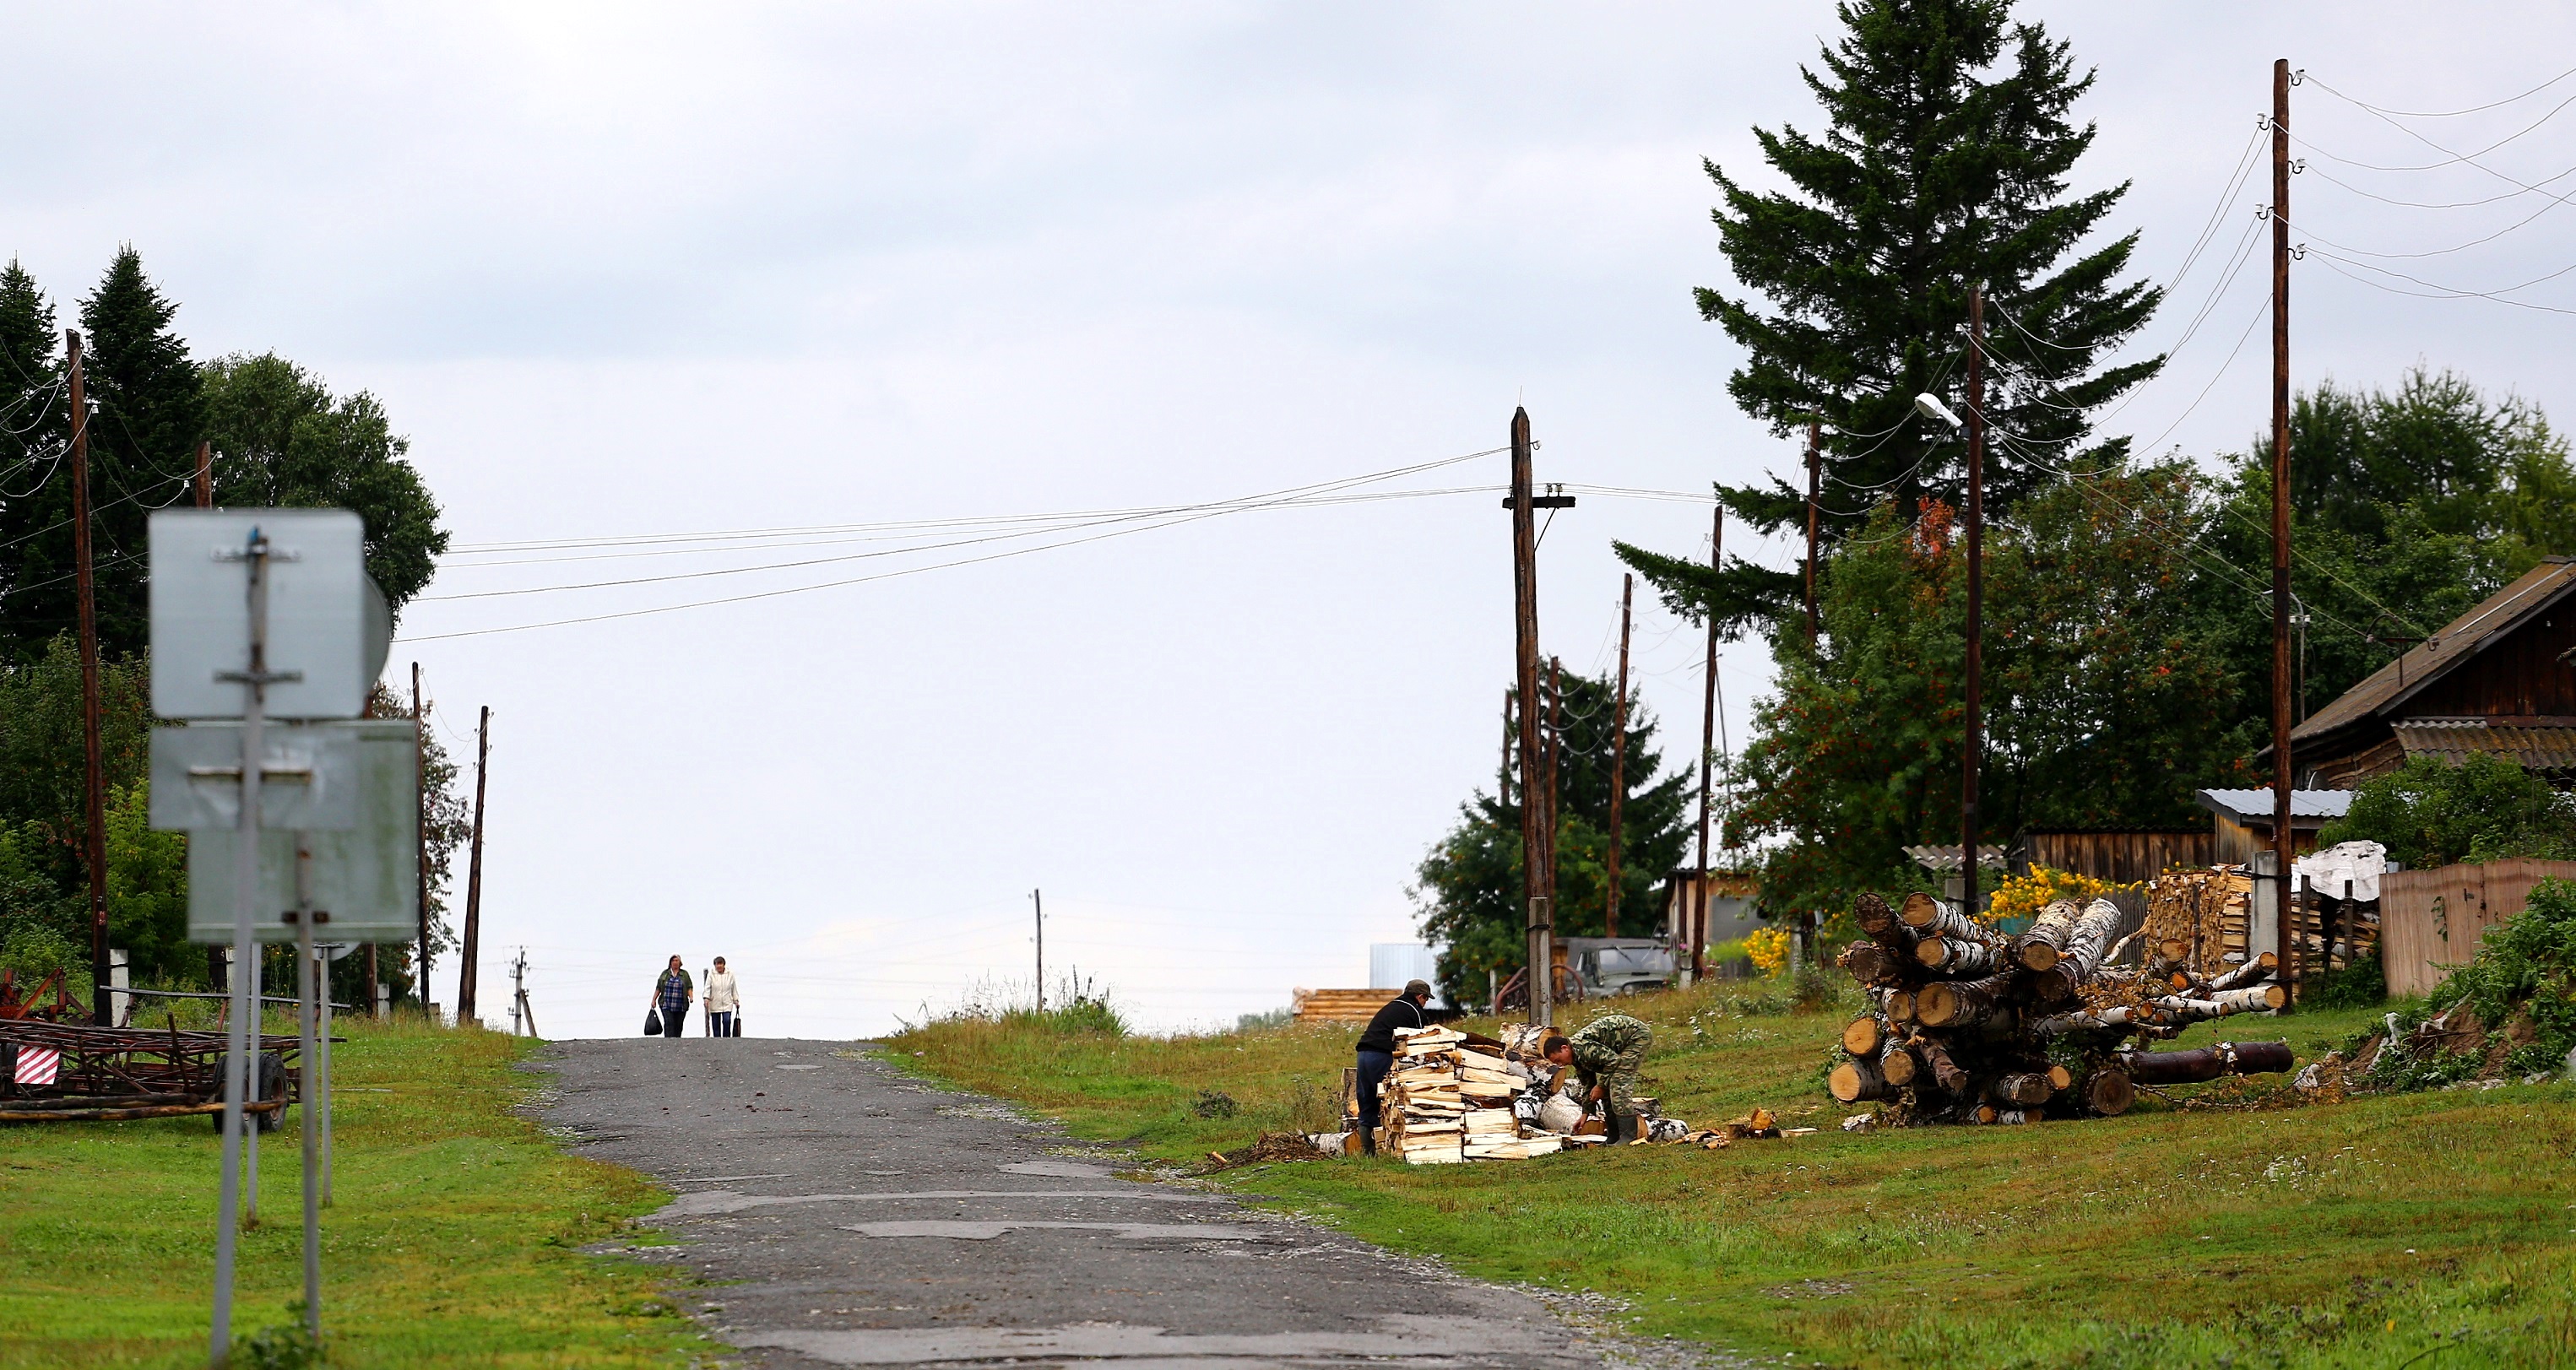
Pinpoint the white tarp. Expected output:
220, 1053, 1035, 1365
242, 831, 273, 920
2294, 840, 2387, 902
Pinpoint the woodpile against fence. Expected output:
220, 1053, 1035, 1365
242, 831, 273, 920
1829, 891, 2294, 1124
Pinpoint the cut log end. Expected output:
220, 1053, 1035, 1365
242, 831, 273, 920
1897, 891, 1942, 929
2262, 983, 2289, 1010
1841, 1017, 1886, 1057
1879, 1043, 1920, 1086
2045, 1064, 2074, 1091
2086, 1069, 2135, 1117
1886, 990, 1917, 1026
2015, 940, 2062, 972
1829, 1059, 1893, 1103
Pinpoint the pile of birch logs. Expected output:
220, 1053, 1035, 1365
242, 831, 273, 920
1828, 891, 2293, 1124
1382, 1025, 1568, 1163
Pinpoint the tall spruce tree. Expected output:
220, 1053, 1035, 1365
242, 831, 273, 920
1619, 0, 2161, 638
0, 262, 67, 662
55, 247, 203, 658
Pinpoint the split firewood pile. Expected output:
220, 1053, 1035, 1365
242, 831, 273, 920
2144, 865, 2380, 976
1378, 1025, 1577, 1163
1830, 891, 2294, 1124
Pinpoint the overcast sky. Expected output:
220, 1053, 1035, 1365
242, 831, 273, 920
8, 3, 2571, 1037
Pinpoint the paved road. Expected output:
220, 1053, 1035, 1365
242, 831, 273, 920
538, 1037, 1741, 1369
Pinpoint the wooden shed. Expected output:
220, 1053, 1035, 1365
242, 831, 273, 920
2378, 858, 2576, 996
2019, 830, 2214, 884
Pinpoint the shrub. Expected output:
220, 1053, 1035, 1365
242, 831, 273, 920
2426, 877, 2576, 1077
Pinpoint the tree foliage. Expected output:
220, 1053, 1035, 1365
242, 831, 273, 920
0, 250, 450, 661
1412, 669, 1692, 1007
1621, 0, 2160, 633
1728, 462, 2240, 920
2316, 755, 2576, 870
201, 353, 450, 615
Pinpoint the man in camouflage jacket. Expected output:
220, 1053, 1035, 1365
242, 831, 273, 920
1543, 1013, 1653, 1142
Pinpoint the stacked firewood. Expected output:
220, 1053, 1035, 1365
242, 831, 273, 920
1381, 1026, 1567, 1163
1828, 891, 2292, 1125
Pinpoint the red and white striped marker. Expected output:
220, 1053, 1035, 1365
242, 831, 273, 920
13, 1046, 61, 1086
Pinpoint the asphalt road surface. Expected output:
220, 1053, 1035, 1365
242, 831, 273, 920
538, 1037, 1750, 1370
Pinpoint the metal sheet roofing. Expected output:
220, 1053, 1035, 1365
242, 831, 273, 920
2392, 720, 2576, 772
2194, 788, 2356, 824
1903, 845, 2009, 872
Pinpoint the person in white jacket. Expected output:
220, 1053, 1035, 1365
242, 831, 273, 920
705, 957, 741, 1037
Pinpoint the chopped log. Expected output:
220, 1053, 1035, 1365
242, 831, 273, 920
2045, 1064, 2074, 1091
1855, 891, 1921, 956
1971, 1103, 1999, 1124
1841, 943, 1906, 986
2031, 1006, 2142, 1035
2085, 1068, 2134, 1116
2125, 1040, 2295, 1084
1899, 893, 1988, 944
1917, 1036, 1971, 1096
1885, 989, 1917, 1026
1991, 1072, 2053, 1107
2208, 953, 2277, 993
1842, 1017, 1887, 1056
2025, 900, 2126, 1000
2012, 898, 2085, 972
2148, 985, 2286, 1021
1829, 1057, 1895, 1103
1916, 936, 2004, 977
1879, 1041, 1920, 1086
1914, 973, 2015, 1030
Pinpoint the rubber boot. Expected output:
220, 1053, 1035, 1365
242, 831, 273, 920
1606, 1110, 1635, 1145
1359, 1123, 1378, 1156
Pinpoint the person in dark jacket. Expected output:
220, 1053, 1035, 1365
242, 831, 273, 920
1353, 979, 1433, 1156
653, 956, 693, 1038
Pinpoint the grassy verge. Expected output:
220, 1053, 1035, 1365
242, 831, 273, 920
890, 983, 2576, 1369
0, 1015, 714, 1367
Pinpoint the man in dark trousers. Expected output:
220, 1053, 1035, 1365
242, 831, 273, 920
1353, 979, 1433, 1156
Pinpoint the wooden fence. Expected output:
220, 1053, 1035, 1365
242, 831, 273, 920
2378, 859, 2576, 996
2024, 831, 2214, 885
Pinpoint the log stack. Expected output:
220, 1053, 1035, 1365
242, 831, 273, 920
2141, 865, 2383, 979
1829, 891, 2293, 1125
1382, 1025, 1566, 1163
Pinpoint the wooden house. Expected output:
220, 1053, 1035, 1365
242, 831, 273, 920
2280, 555, 2576, 788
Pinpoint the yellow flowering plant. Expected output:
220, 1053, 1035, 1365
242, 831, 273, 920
1980, 864, 2138, 926
1744, 926, 1792, 977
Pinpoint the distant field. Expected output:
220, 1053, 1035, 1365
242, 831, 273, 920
892, 982, 2576, 1369
0, 1016, 712, 1368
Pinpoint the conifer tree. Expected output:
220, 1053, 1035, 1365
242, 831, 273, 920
73, 246, 203, 657
1619, 0, 2161, 638
0, 262, 68, 663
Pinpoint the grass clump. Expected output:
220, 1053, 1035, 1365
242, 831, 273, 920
0, 1013, 712, 1367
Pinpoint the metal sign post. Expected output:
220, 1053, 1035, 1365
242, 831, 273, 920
210, 527, 284, 1363
151, 508, 382, 1369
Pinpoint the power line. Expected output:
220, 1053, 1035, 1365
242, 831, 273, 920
2280, 86, 2576, 173
2303, 63, 2576, 119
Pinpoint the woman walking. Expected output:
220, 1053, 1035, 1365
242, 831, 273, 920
705, 956, 740, 1037
653, 956, 692, 1038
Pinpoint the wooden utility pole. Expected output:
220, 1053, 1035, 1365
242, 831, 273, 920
1032, 889, 1045, 1012
1508, 409, 1549, 1026
1961, 286, 1988, 923
1604, 575, 1633, 938
1693, 507, 1721, 983
68, 332, 110, 1026
2270, 57, 2298, 1001
193, 439, 212, 508
1499, 688, 1514, 804
1805, 420, 1822, 649
412, 664, 432, 1010
458, 706, 490, 1024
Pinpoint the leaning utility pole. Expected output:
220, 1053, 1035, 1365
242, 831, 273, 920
1032, 889, 1045, 1012
1604, 575, 1634, 938
1805, 420, 1822, 650
1693, 507, 1721, 984
1508, 409, 1549, 1026
2270, 57, 2298, 1002
458, 706, 491, 1025
68, 332, 110, 1026
1961, 286, 1988, 922
509, 950, 527, 1036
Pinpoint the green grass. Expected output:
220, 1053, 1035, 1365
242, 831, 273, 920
890, 983, 2576, 1369
0, 1015, 715, 1367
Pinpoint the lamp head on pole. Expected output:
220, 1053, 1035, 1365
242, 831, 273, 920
1913, 393, 1964, 431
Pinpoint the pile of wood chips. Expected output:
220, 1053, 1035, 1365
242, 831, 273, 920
1382, 1025, 1570, 1163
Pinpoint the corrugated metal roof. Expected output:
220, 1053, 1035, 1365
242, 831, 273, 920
2392, 720, 2576, 772
2194, 788, 2355, 824
1903, 845, 2009, 872
2291, 557, 2576, 745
